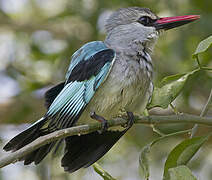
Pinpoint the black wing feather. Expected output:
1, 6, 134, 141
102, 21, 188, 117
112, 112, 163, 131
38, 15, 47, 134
61, 129, 129, 173
67, 49, 114, 83
44, 82, 65, 109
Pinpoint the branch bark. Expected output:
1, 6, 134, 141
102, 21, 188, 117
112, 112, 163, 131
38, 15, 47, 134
0, 113, 212, 169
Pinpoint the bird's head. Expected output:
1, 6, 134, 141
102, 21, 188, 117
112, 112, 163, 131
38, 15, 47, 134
105, 7, 200, 53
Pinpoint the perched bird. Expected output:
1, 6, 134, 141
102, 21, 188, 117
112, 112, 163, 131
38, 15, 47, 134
3, 7, 200, 173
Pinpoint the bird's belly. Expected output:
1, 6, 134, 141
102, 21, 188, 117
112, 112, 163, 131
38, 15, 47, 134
77, 83, 122, 125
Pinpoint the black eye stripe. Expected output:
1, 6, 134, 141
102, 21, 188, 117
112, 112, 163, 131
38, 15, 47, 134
137, 16, 157, 26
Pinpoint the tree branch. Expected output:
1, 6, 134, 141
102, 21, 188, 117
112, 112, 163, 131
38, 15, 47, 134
0, 113, 212, 169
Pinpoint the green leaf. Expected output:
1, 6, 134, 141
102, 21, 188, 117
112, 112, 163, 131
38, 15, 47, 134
160, 74, 185, 87
93, 163, 116, 180
193, 35, 212, 58
168, 165, 197, 180
163, 135, 210, 179
139, 129, 191, 180
147, 69, 199, 109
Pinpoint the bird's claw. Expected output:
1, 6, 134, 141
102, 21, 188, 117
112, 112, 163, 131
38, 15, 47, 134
90, 111, 108, 134
122, 111, 134, 129
98, 120, 108, 134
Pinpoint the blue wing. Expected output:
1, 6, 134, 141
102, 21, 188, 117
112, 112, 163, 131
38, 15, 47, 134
46, 41, 115, 130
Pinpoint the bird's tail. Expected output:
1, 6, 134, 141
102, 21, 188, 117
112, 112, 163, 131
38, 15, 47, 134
61, 128, 129, 173
3, 116, 56, 165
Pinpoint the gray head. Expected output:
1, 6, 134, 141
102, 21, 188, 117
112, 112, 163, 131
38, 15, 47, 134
105, 7, 158, 33
105, 7, 200, 53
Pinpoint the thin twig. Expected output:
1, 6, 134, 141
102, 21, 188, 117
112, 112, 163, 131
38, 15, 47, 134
170, 103, 179, 114
201, 67, 212, 71
0, 113, 212, 168
150, 124, 166, 136
196, 55, 202, 68
145, 109, 165, 136
190, 89, 212, 138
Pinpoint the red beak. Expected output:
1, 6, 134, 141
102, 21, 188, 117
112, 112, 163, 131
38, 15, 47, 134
154, 15, 200, 30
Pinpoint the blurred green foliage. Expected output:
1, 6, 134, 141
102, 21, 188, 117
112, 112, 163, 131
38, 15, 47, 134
0, 0, 211, 180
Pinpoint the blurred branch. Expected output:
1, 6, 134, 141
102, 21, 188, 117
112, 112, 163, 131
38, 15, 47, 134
0, 113, 212, 169
191, 89, 212, 137
0, 16, 69, 39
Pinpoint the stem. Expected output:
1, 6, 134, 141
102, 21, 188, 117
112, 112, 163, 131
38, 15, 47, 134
151, 129, 192, 146
201, 67, 212, 71
190, 89, 212, 138
150, 124, 166, 136
145, 109, 165, 136
93, 163, 116, 180
196, 55, 202, 68
170, 103, 179, 114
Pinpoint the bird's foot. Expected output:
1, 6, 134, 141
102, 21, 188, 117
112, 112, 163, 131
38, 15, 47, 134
122, 111, 134, 129
90, 111, 108, 134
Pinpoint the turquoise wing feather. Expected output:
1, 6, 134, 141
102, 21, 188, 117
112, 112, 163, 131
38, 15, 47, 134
46, 41, 115, 129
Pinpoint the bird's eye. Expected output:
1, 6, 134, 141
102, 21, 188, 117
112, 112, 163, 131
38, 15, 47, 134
138, 16, 156, 26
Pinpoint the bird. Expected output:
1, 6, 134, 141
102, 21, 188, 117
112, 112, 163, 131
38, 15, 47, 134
3, 7, 200, 173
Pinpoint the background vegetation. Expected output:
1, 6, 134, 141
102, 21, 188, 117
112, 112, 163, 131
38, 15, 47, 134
0, 0, 211, 180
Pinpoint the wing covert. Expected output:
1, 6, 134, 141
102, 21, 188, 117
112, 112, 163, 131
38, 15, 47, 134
65, 41, 113, 83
